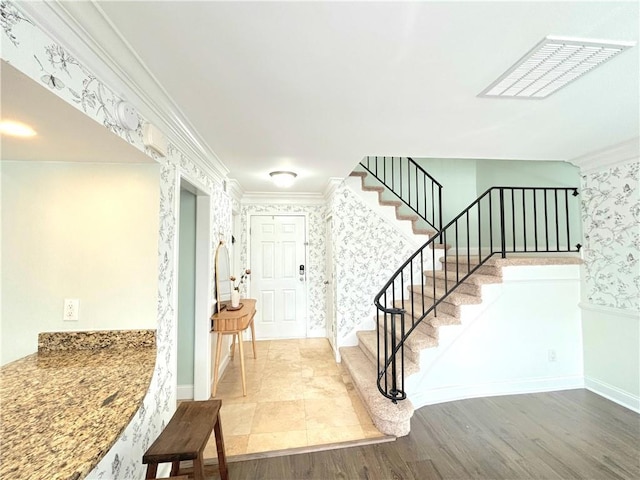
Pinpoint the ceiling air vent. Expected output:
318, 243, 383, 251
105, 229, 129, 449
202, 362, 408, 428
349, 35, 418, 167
479, 36, 635, 99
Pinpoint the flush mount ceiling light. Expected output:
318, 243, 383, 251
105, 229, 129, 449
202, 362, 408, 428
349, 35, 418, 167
479, 36, 635, 99
269, 171, 297, 188
0, 120, 36, 137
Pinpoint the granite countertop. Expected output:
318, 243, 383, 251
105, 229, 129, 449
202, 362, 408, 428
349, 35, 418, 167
0, 330, 156, 480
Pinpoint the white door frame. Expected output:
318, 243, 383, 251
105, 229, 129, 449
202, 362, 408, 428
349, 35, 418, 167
177, 177, 212, 401
246, 211, 310, 337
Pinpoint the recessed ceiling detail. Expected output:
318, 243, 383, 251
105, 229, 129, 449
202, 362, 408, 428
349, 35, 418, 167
479, 36, 635, 99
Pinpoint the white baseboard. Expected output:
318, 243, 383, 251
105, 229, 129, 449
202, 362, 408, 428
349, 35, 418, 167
210, 355, 231, 395
177, 384, 194, 400
306, 328, 327, 338
410, 375, 585, 409
585, 376, 640, 413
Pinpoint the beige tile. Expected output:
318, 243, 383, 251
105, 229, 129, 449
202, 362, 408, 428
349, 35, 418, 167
204, 434, 249, 458
269, 339, 301, 350
267, 348, 302, 362
302, 375, 350, 399
264, 359, 305, 375
214, 377, 261, 400
304, 361, 342, 377
348, 391, 375, 425
251, 400, 306, 433
361, 423, 385, 439
220, 402, 256, 436
246, 430, 308, 454
306, 425, 366, 446
255, 375, 305, 402
298, 337, 332, 349
207, 335, 379, 456
304, 397, 360, 429
299, 348, 333, 362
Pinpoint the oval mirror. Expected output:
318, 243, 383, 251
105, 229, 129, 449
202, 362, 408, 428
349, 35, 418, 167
215, 241, 231, 311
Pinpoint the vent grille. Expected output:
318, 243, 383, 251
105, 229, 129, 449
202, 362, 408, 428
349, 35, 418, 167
479, 36, 635, 99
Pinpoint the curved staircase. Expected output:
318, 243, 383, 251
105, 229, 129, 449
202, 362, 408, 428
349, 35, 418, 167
340, 162, 582, 437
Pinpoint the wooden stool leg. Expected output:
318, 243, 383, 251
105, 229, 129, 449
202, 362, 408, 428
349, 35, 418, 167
214, 411, 229, 480
230, 333, 236, 359
213, 333, 223, 396
192, 453, 206, 480
238, 332, 246, 396
250, 318, 257, 359
145, 463, 158, 479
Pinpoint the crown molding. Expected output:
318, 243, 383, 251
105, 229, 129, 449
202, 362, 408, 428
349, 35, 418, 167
324, 177, 344, 200
226, 179, 245, 205
18, 0, 229, 185
570, 137, 639, 173
241, 192, 326, 205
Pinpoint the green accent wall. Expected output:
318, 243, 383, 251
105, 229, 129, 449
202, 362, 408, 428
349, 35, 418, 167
177, 189, 196, 386
415, 158, 582, 249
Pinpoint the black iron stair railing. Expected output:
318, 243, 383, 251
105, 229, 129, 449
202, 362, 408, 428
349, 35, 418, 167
375, 186, 582, 402
360, 156, 443, 233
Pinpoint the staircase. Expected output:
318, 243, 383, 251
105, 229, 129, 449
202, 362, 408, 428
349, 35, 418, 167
339, 160, 582, 437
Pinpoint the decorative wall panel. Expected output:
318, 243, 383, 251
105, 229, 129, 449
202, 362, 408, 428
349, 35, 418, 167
581, 160, 639, 310
329, 184, 417, 346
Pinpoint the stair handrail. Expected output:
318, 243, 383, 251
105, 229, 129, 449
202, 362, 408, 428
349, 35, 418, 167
360, 156, 443, 232
375, 186, 582, 402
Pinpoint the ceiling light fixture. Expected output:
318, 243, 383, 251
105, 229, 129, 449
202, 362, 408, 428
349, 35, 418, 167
0, 120, 36, 137
269, 171, 297, 188
479, 36, 635, 99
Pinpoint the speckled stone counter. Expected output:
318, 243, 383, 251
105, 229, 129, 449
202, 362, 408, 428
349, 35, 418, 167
0, 330, 156, 480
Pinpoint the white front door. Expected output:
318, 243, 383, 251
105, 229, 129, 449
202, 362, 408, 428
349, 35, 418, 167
250, 215, 307, 339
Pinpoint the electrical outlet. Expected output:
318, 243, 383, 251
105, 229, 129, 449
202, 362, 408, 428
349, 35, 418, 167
63, 299, 79, 321
548, 349, 557, 362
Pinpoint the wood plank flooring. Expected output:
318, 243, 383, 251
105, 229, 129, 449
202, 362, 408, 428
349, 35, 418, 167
209, 389, 639, 479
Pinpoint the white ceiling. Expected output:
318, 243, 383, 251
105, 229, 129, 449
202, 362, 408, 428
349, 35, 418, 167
1, 61, 152, 164
7, 2, 640, 193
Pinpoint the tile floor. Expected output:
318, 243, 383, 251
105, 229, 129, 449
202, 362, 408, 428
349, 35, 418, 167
203, 338, 384, 458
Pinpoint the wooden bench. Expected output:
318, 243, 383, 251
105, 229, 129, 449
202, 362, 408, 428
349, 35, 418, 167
142, 399, 228, 480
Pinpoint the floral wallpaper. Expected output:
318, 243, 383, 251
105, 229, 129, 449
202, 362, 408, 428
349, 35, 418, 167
239, 203, 327, 336
581, 160, 639, 310
329, 184, 418, 346
1, 3, 231, 478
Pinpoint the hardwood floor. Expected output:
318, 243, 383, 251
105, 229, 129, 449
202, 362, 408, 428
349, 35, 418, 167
213, 389, 639, 479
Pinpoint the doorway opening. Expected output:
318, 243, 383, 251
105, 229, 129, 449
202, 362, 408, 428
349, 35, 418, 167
177, 179, 212, 400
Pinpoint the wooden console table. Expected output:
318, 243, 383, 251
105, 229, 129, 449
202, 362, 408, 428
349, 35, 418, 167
210, 299, 257, 396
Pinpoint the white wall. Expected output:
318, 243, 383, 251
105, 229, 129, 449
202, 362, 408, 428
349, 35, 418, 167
1, 161, 160, 365
409, 265, 584, 406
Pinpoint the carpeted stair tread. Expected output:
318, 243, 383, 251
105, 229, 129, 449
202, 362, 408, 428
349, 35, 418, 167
423, 275, 480, 296
356, 331, 420, 376
349, 171, 367, 178
440, 254, 581, 267
374, 315, 439, 357
394, 300, 460, 328
440, 260, 503, 278
340, 346, 413, 437
379, 198, 403, 207
394, 300, 461, 326
408, 285, 482, 306
396, 212, 419, 222
425, 270, 502, 285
